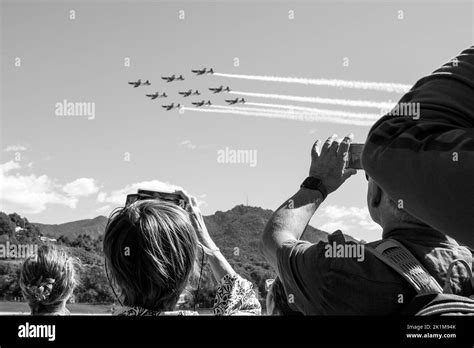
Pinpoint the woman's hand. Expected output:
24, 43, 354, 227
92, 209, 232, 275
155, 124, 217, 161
174, 189, 218, 253
175, 189, 236, 281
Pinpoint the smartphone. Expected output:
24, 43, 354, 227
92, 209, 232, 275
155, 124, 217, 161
125, 189, 188, 209
347, 143, 364, 170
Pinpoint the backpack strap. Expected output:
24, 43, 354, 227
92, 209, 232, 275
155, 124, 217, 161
367, 239, 443, 294
414, 293, 474, 315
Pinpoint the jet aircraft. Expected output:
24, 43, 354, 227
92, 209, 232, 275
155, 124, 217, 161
191, 68, 214, 75
162, 103, 181, 111
209, 85, 231, 94
162, 75, 185, 82
191, 100, 212, 107
225, 98, 245, 105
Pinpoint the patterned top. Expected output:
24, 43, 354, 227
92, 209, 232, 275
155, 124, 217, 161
114, 273, 261, 316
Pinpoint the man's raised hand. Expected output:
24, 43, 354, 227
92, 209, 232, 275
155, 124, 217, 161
308, 134, 357, 195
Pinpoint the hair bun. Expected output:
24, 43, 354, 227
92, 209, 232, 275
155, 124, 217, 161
27, 277, 55, 302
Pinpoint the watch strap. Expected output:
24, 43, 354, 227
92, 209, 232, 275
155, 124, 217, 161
300, 177, 327, 200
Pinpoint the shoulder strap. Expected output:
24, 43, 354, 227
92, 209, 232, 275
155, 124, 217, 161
367, 239, 443, 295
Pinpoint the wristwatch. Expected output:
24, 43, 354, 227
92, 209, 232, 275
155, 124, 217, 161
300, 177, 328, 200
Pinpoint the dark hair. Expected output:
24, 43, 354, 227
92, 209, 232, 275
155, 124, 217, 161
103, 200, 198, 311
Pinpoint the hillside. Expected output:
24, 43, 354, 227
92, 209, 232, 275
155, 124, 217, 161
1, 206, 356, 305
204, 205, 330, 263
32, 205, 358, 257
34, 216, 108, 240
32, 205, 333, 261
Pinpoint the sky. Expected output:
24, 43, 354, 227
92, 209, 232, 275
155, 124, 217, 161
1, 0, 473, 242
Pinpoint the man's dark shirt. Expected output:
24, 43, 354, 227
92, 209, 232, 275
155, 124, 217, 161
277, 228, 472, 315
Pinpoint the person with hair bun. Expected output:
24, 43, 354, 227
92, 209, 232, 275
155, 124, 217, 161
104, 189, 261, 316
20, 244, 80, 315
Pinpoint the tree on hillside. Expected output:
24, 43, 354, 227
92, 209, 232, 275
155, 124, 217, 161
0, 212, 15, 235
8, 213, 26, 228
0, 263, 22, 300
57, 235, 71, 245
76, 264, 115, 303
70, 234, 95, 252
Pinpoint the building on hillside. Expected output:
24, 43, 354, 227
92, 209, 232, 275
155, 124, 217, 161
40, 236, 57, 243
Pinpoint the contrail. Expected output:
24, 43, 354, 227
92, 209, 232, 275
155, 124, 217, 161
229, 91, 395, 109
214, 72, 411, 93
182, 107, 374, 126
243, 102, 381, 120
212, 104, 380, 121
212, 105, 315, 115
211, 104, 378, 120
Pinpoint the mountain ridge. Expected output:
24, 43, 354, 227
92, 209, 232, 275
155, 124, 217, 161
1, 205, 357, 303
32, 205, 356, 261
32, 205, 330, 239
34, 216, 108, 240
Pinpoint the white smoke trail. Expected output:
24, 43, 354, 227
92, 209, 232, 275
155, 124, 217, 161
212, 104, 381, 122
212, 104, 314, 115
182, 107, 374, 126
214, 73, 410, 93
243, 102, 380, 120
211, 105, 377, 121
228, 91, 395, 109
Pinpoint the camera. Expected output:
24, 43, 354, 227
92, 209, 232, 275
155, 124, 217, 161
125, 189, 188, 209
347, 143, 364, 170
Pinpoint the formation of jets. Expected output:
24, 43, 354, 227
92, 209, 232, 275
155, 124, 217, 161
162, 74, 185, 82
146, 92, 167, 100
128, 79, 151, 88
162, 103, 182, 111
128, 68, 250, 112
191, 67, 214, 75
225, 98, 246, 105
179, 89, 201, 97
209, 85, 231, 94
192, 100, 212, 107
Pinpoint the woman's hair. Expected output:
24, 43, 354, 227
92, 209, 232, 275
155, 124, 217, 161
20, 243, 79, 315
103, 199, 198, 311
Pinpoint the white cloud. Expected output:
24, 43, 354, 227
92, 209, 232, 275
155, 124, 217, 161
180, 140, 197, 150
323, 205, 366, 220
319, 220, 350, 232
96, 204, 113, 216
63, 178, 100, 197
197, 194, 208, 208
97, 180, 182, 205
315, 205, 381, 241
97, 181, 208, 209
4, 145, 27, 152
0, 161, 103, 215
0, 161, 77, 214
1, 161, 20, 172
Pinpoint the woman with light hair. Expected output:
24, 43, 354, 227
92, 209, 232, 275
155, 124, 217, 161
103, 189, 261, 316
20, 244, 79, 315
